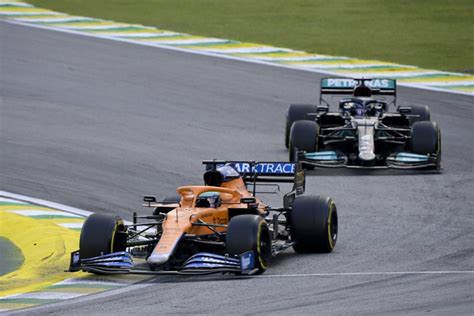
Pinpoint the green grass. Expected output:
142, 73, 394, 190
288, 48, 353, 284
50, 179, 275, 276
26, 0, 474, 73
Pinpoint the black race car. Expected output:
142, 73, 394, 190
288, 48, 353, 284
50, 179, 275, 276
285, 78, 441, 170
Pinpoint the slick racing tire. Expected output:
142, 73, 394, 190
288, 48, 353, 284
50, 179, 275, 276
405, 104, 431, 125
80, 213, 127, 259
290, 195, 338, 253
289, 120, 318, 169
285, 104, 316, 148
411, 121, 441, 155
226, 215, 272, 274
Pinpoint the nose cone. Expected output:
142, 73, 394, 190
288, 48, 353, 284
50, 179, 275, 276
147, 253, 170, 265
359, 151, 376, 161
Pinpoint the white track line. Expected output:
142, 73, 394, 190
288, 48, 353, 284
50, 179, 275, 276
257, 271, 474, 278
3, 19, 472, 97
8, 209, 82, 217
0, 190, 93, 217
57, 222, 83, 229
54, 278, 127, 286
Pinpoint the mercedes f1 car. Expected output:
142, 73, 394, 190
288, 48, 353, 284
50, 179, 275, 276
285, 78, 441, 169
69, 161, 338, 275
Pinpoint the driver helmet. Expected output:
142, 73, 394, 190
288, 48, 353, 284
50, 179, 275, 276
195, 191, 221, 208
350, 101, 366, 117
353, 84, 372, 97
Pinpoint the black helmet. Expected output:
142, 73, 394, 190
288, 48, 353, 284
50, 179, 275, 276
353, 84, 372, 97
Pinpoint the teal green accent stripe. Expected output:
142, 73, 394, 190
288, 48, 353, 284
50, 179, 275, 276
0, 298, 58, 304
400, 73, 464, 80
47, 284, 116, 290
112, 33, 180, 39
0, 4, 32, 8
82, 26, 150, 32
28, 215, 80, 219
36, 18, 97, 24
230, 50, 288, 56
126, 34, 190, 40
169, 40, 235, 46
42, 19, 102, 25
230, 49, 291, 55
0, 202, 29, 206
274, 57, 349, 62
440, 85, 473, 90
326, 65, 407, 71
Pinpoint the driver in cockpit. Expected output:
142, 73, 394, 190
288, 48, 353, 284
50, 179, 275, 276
339, 83, 386, 117
195, 192, 222, 208
340, 100, 367, 117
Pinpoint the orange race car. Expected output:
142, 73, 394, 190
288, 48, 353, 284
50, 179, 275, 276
69, 161, 338, 275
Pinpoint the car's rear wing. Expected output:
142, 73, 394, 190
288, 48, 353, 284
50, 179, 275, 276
202, 160, 305, 196
320, 78, 397, 96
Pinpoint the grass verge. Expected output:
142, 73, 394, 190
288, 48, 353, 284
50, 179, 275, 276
26, 0, 473, 73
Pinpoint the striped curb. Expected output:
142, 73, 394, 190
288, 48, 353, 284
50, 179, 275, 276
0, 1, 472, 96
0, 194, 149, 312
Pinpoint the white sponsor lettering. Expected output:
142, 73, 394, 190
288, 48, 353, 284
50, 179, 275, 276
325, 78, 393, 89
232, 163, 295, 174
327, 78, 355, 88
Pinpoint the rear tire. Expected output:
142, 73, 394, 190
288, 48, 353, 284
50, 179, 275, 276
285, 104, 316, 148
290, 196, 338, 253
411, 121, 441, 155
79, 213, 127, 259
226, 215, 272, 274
405, 104, 431, 125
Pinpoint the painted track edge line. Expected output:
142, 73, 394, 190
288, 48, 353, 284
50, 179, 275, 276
257, 270, 474, 278
2, 19, 472, 98
0, 190, 92, 217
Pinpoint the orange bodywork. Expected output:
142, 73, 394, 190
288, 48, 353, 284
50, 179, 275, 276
147, 177, 266, 265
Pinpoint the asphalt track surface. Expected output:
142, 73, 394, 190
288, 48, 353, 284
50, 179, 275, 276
1, 21, 473, 314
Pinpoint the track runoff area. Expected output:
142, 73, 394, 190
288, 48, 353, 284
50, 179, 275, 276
0, 1, 472, 96
0, 192, 149, 312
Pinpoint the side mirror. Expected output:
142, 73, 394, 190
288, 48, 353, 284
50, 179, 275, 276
240, 197, 256, 204
316, 105, 329, 113
143, 196, 157, 203
397, 106, 411, 114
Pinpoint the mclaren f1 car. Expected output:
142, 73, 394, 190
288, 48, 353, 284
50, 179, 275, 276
69, 161, 338, 275
285, 78, 441, 169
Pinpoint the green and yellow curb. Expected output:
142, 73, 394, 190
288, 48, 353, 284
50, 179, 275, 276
1, 0, 472, 95
0, 196, 148, 312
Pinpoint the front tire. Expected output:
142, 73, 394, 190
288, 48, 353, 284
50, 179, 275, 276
289, 121, 318, 170
411, 121, 441, 155
226, 215, 272, 274
290, 196, 338, 253
285, 104, 316, 148
79, 213, 127, 259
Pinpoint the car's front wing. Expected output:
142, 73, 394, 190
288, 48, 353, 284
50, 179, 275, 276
297, 151, 440, 170
69, 251, 258, 275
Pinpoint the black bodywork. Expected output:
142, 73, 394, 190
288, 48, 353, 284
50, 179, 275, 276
287, 78, 441, 169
